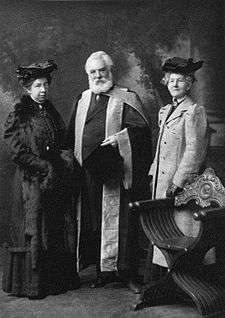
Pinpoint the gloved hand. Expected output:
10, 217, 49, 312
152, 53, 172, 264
60, 149, 74, 171
148, 175, 153, 194
166, 183, 183, 198
39, 161, 56, 190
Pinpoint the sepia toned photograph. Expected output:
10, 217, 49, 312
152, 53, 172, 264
0, 1, 225, 317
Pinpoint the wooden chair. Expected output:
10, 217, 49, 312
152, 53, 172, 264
129, 168, 225, 318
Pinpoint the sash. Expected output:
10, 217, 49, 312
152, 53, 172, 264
74, 88, 133, 271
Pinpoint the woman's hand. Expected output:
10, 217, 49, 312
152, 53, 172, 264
60, 149, 74, 171
166, 183, 183, 198
39, 161, 55, 190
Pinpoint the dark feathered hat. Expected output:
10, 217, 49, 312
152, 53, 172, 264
16, 60, 57, 86
162, 57, 203, 74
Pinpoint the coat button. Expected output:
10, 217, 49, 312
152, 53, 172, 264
46, 146, 50, 151
162, 171, 165, 174
164, 141, 167, 144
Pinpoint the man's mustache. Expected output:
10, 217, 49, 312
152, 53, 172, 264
93, 79, 107, 84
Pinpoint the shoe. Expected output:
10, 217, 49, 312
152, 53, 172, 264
127, 280, 142, 294
67, 280, 81, 291
28, 293, 46, 300
89, 277, 106, 288
65, 275, 81, 290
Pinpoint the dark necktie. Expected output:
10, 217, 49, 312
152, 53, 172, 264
87, 93, 101, 115
166, 99, 177, 120
171, 98, 179, 113
172, 98, 178, 108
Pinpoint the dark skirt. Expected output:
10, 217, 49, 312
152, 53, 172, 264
2, 230, 79, 299
2, 171, 79, 299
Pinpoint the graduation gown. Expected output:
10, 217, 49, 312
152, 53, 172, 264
67, 86, 152, 273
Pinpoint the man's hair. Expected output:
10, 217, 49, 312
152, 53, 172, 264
85, 51, 114, 74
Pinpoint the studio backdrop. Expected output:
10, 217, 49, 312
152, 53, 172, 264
0, 0, 224, 245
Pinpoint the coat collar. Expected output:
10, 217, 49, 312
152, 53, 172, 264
15, 95, 51, 114
83, 85, 149, 127
165, 96, 194, 123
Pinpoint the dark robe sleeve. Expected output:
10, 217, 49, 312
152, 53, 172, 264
123, 104, 152, 200
64, 96, 83, 198
65, 96, 81, 149
48, 103, 67, 147
4, 111, 50, 176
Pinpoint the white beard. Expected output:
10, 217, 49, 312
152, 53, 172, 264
89, 76, 113, 94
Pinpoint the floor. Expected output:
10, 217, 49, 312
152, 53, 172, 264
0, 265, 201, 318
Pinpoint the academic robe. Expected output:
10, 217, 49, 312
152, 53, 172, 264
66, 86, 151, 273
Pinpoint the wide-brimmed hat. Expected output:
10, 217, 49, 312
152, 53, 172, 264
162, 57, 203, 74
16, 60, 57, 86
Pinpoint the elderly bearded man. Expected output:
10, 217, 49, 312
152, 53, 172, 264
66, 51, 151, 293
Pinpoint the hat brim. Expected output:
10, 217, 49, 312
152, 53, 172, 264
162, 60, 203, 74
16, 60, 57, 85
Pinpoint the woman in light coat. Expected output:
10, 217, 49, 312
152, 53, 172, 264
149, 57, 209, 273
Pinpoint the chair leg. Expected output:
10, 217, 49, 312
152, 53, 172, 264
143, 243, 153, 284
132, 271, 181, 310
172, 265, 225, 318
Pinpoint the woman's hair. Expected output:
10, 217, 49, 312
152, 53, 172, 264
23, 74, 52, 89
85, 51, 113, 74
161, 72, 196, 86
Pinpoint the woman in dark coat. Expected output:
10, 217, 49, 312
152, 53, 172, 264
3, 60, 80, 299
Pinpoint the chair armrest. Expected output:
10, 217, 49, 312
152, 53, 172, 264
129, 197, 175, 212
193, 207, 225, 221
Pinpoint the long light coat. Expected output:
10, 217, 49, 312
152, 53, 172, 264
149, 96, 208, 266
150, 96, 208, 199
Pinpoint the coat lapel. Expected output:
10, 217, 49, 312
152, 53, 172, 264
166, 97, 193, 124
74, 89, 92, 164
160, 105, 173, 127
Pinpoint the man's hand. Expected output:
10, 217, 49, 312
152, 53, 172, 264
166, 183, 183, 198
101, 135, 118, 148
